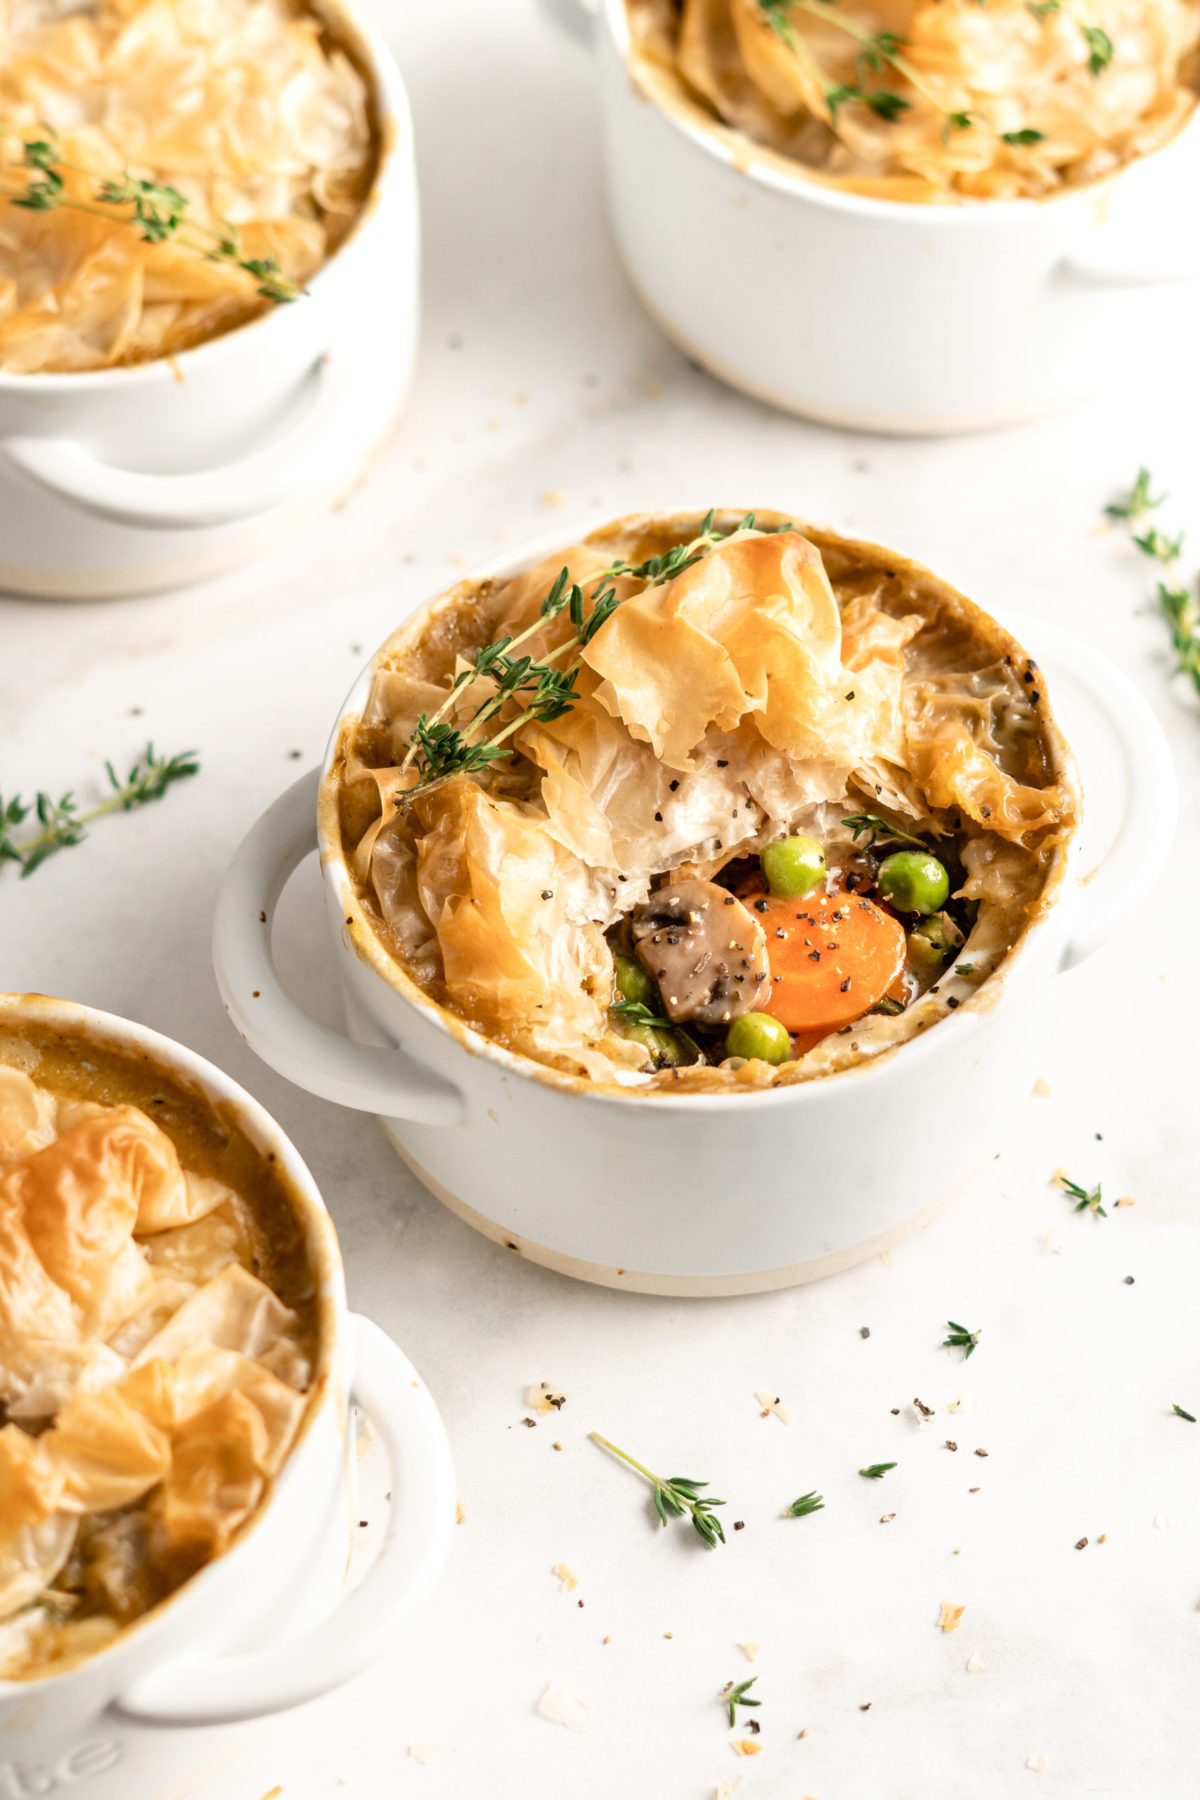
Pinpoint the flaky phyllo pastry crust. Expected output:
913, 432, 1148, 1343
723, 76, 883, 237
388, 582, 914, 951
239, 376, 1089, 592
628, 0, 1200, 202
332, 512, 1079, 1096
0, 1055, 314, 1678
0, 0, 375, 372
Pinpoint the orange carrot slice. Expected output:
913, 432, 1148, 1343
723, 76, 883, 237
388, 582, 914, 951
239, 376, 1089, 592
755, 890, 907, 1036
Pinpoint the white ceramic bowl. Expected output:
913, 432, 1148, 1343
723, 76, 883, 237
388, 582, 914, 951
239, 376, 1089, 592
212, 533, 1176, 1297
585, 0, 1200, 432
0, 992, 454, 1800
0, 0, 418, 598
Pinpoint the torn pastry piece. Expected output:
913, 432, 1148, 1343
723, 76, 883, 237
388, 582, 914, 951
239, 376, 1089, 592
331, 509, 1077, 1095
0, 1028, 317, 1680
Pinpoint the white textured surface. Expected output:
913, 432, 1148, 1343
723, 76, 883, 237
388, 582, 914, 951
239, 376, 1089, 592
3, 3, 1200, 1797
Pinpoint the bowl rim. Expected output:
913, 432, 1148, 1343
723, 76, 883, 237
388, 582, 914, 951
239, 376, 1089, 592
0, 989, 348, 1694
604, 0, 1200, 228
0, 0, 412, 396
317, 510, 1083, 1113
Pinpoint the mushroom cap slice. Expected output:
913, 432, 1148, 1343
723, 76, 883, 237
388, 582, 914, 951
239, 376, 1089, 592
631, 880, 770, 1027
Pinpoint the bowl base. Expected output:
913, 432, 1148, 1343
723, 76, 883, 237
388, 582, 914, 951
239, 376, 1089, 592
381, 1125, 969, 1296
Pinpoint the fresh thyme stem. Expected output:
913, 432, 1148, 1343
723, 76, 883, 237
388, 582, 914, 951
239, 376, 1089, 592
0, 745, 199, 878
589, 1431, 727, 1547
1106, 468, 1200, 702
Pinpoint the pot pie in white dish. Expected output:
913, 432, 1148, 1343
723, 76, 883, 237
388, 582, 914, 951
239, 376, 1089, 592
0, 1016, 319, 1680
0, 0, 377, 372
329, 509, 1079, 1096
628, 0, 1200, 202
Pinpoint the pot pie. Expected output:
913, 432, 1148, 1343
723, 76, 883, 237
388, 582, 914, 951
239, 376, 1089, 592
0, 1019, 319, 1679
627, 0, 1200, 201
0, 0, 376, 372
329, 509, 1079, 1095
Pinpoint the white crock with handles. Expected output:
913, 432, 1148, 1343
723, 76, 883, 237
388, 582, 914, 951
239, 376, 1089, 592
0, 993, 455, 1800
212, 543, 1177, 1298
576, 0, 1200, 433
0, 0, 418, 599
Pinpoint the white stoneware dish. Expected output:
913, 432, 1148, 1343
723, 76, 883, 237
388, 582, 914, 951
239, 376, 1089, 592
212, 539, 1176, 1298
581, 0, 1200, 432
0, 992, 455, 1800
0, 0, 418, 600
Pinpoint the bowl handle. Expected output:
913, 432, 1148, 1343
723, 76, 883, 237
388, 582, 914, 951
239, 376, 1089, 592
115, 1315, 455, 1726
0, 351, 362, 531
213, 767, 463, 1123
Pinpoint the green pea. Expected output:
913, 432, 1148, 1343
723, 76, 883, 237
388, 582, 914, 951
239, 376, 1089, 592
613, 953, 655, 1008
725, 1011, 792, 1065
760, 834, 826, 900
877, 850, 950, 916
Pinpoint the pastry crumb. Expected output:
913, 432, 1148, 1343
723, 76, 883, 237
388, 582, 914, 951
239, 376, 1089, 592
754, 1390, 791, 1424
553, 1562, 579, 1593
1026, 1752, 1048, 1773
1032, 1078, 1052, 1097
738, 1640, 760, 1662
1116, 1195, 1138, 1208
407, 1745, 441, 1765
536, 1682, 590, 1731
937, 1602, 965, 1633
730, 1739, 761, 1757
526, 1382, 567, 1415
965, 1653, 986, 1673
455, 1498, 466, 1524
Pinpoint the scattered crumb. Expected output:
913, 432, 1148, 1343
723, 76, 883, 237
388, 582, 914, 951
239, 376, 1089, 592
937, 1603, 965, 1633
540, 488, 567, 508
1043, 1228, 1065, 1254
1050, 1167, 1068, 1188
754, 1389, 792, 1423
665, 1631, 674, 1640
407, 1745, 441, 1765
455, 1498, 466, 1524
879, 1513, 895, 1524
536, 1683, 590, 1731
1155, 1512, 1172, 1530
1116, 1195, 1138, 1208
947, 1395, 973, 1414
734, 1520, 745, 1531
553, 1441, 564, 1451
1099, 1534, 1107, 1543
1123, 1276, 1135, 1286
913, 1397, 935, 1422
730, 1739, 761, 1758
1032, 1078, 1052, 1097
715, 1782, 742, 1800
259, 1790, 283, 1800
965, 1653, 986, 1673
860, 1326, 871, 1339
860, 1702, 872, 1712
879, 1248, 895, 1267
945, 1440, 958, 1452
798, 1728, 809, 1739
974, 1447, 989, 1458
521, 1417, 537, 1429
953, 1546, 963, 1555
1075, 1537, 1088, 1550
449, 552, 467, 568
969, 1486, 981, 1493
553, 1562, 579, 1593
527, 1382, 567, 1416
738, 1641, 760, 1662
1026, 1752, 1048, 1773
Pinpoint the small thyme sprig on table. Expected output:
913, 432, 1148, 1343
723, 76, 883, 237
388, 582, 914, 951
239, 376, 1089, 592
0, 745, 199, 878
1059, 1175, 1107, 1218
1106, 468, 1200, 702
859, 1461, 897, 1480
722, 1677, 761, 1726
589, 1432, 727, 1547
943, 1320, 981, 1360
787, 1490, 825, 1517
4, 132, 300, 304
1172, 1404, 1196, 1423
400, 512, 789, 800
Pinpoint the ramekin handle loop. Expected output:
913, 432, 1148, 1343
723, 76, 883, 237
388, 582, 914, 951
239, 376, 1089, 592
213, 767, 463, 1123
116, 1316, 455, 1726
1057, 651, 1177, 971
1059, 243, 1200, 289
0, 351, 358, 531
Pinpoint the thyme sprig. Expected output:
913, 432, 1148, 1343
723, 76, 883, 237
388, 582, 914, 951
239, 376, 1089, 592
859, 1462, 897, 1479
401, 512, 782, 796
842, 812, 926, 851
0, 745, 199, 878
787, 1490, 825, 1517
943, 1319, 981, 1360
722, 1677, 761, 1726
610, 999, 674, 1029
1060, 1175, 1107, 1218
589, 1432, 727, 1547
1172, 1404, 1196, 1423
1107, 468, 1200, 702
5, 132, 300, 303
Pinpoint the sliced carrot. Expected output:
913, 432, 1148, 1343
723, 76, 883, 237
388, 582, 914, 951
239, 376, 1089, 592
755, 890, 907, 1036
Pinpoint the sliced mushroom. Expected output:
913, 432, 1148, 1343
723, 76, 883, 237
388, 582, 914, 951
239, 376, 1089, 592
631, 880, 769, 1027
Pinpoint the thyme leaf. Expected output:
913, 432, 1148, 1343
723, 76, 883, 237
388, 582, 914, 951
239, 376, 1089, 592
1173, 1404, 1197, 1423
1059, 1175, 1106, 1218
842, 812, 927, 851
859, 1462, 897, 1479
943, 1319, 981, 1359
723, 1677, 761, 1726
1106, 470, 1200, 701
0, 745, 199, 878
589, 1432, 727, 1548
609, 999, 673, 1029
1083, 25, 1114, 76
787, 1490, 825, 1517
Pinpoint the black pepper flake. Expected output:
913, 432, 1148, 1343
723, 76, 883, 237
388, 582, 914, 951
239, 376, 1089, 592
844, 690, 856, 701
945, 1440, 958, 1452
860, 1326, 870, 1339
734, 1520, 746, 1531
1031, 689, 1041, 702
754, 971, 766, 982
669, 779, 679, 791
808, 950, 821, 963
890, 1408, 900, 1415
1075, 1537, 1088, 1551
860, 1704, 871, 1713
521, 1417, 537, 1429
1124, 1275, 1135, 1285
748, 1719, 761, 1735
840, 978, 851, 992
946, 996, 960, 1010
654, 811, 663, 822
755, 899, 770, 913
716, 759, 728, 768
358, 1519, 368, 1528
981, 804, 991, 818
667, 933, 681, 945
618, 874, 627, 882
540, 889, 553, 900
1023, 670, 1034, 684
724, 895, 736, 905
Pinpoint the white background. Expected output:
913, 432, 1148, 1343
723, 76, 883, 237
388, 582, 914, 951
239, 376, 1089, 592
4, 2, 1200, 1796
